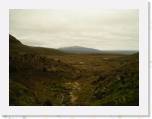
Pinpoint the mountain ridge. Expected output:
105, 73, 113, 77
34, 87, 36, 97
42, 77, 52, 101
9, 34, 64, 55
58, 46, 102, 54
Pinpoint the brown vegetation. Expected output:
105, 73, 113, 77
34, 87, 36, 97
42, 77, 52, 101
9, 34, 139, 106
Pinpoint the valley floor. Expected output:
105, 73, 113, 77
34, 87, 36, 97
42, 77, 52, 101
10, 53, 139, 106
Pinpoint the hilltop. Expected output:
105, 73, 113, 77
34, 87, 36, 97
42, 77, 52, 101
58, 46, 102, 54
9, 34, 64, 56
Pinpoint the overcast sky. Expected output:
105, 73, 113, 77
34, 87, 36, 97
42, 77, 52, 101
9, 9, 138, 50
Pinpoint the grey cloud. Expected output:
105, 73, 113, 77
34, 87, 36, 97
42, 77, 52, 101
9, 9, 139, 50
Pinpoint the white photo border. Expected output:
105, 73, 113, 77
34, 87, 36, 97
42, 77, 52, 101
0, 0, 149, 116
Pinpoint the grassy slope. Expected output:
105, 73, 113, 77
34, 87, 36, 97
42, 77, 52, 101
9, 34, 139, 106
90, 54, 139, 106
9, 34, 64, 56
9, 34, 78, 106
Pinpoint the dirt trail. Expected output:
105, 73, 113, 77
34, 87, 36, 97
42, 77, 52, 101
65, 81, 81, 104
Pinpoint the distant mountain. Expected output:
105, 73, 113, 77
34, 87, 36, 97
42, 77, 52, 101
58, 46, 138, 55
58, 46, 102, 54
101, 50, 139, 55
